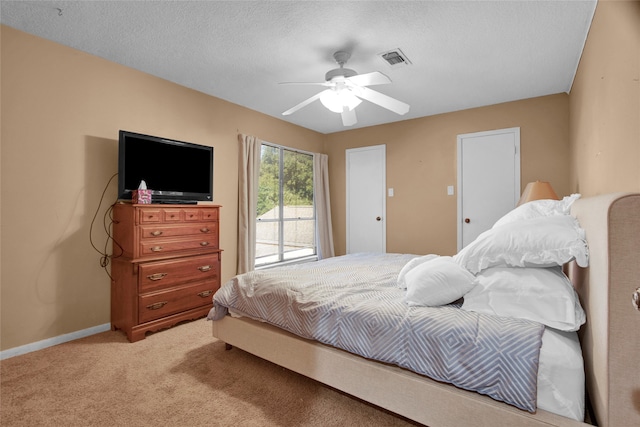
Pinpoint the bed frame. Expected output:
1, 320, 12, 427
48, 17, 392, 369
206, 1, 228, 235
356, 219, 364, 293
212, 192, 640, 427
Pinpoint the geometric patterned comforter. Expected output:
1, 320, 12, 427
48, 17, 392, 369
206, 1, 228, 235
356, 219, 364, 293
208, 253, 545, 412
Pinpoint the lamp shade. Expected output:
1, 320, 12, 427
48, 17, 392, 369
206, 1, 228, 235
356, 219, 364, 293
517, 181, 559, 206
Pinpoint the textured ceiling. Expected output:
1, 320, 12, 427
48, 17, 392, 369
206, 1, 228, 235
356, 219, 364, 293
1, 0, 597, 134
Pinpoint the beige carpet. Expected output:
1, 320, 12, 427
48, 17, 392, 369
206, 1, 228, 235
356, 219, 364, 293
1, 319, 420, 426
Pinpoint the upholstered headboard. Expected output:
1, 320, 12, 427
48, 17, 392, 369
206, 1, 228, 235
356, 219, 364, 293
569, 193, 640, 427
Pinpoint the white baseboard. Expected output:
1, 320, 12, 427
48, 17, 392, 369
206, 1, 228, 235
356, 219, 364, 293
0, 323, 111, 360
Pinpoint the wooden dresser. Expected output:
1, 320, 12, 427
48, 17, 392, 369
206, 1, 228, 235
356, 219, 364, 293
110, 203, 222, 342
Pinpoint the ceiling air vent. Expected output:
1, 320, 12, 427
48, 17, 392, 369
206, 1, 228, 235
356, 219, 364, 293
378, 49, 411, 68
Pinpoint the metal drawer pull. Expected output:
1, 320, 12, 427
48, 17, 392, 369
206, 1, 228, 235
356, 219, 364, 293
200, 227, 210, 233
151, 246, 163, 252
200, 241, 210, 247
198, 290, 214, 298
198, 265, 211, 272
146, 301, 168, 310
150, 230, 163, 236
147, 273, 167, 281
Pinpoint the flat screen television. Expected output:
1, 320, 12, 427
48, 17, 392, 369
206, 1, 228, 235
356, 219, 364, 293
117, 130, 213, 204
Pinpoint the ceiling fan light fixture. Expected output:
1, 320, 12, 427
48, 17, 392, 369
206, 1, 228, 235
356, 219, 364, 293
320, 88, 361, 113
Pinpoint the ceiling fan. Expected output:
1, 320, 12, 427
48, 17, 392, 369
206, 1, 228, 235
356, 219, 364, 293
281, 51, 410, 127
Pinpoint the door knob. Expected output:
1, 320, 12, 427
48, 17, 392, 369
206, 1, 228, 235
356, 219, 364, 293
376, 216, 382, 221
464, 218, 470, 223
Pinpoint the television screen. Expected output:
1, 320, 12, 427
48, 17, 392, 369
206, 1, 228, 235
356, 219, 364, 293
118, 130, 213, 203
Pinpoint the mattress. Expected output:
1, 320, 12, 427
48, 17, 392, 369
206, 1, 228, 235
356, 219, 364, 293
209, 253, 584, 420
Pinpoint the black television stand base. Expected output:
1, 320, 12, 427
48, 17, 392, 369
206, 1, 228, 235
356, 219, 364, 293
155, 200, 198, 205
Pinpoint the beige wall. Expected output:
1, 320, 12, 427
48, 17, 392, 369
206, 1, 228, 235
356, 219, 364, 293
325, 94, 570, 257
2, 0, 639, 352
0, 26, 324, 350
569, 0, 640, 194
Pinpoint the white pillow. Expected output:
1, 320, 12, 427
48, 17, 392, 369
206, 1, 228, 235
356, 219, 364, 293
454, 215, 588, 274
461, 266, 586, 331
404, 256, 477, 307
493, 194, 581, 228
396, 254, 438, 289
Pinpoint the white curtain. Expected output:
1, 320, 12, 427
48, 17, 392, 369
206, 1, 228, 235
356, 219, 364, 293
314, 153, 335, 259
237, 134, 262, 274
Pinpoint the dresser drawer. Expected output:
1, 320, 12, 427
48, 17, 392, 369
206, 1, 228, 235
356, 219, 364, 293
139, 236, 218, 257
183, 208, 203, 221
163, 208, 183, 222
139, 254, 220, 293
196, 208, 218, 221
179, 208, 218, 221
139, 223, 218, 240
136, 206, 219, 224
138, 208, 163, 223
139, 280, 217, 324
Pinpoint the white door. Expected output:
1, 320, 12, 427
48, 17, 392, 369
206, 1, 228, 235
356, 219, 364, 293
346, 145, 386, 253
457, 128, 520, 250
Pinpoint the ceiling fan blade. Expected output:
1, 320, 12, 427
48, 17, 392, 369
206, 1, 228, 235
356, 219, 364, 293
356, 87, 410, 115
341, 107, 357, 126
282, 90, 326, 116
279, 81, 332, 86
347, 71, 391, 87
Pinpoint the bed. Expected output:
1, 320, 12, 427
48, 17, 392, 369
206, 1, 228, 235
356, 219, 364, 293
209, 192, 640, 427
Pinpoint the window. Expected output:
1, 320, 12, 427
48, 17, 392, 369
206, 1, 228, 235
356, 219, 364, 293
255, 143, 316, 267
